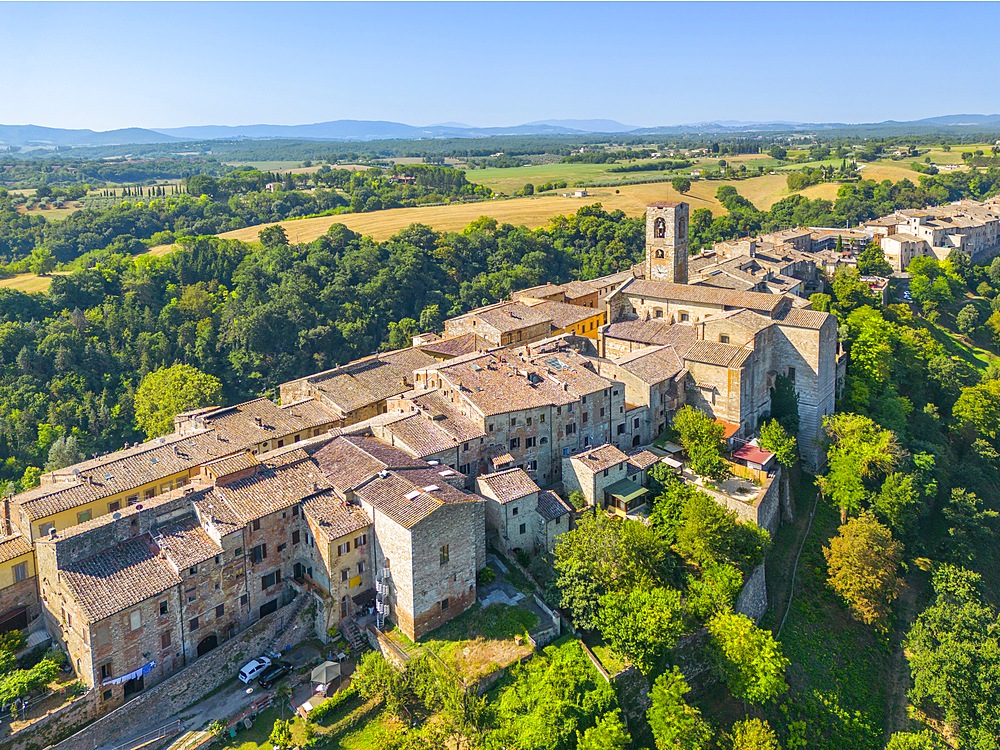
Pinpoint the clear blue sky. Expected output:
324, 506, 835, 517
1, 1, 997, 131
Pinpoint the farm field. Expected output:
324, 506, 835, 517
0, 272, 65, 293
146, 174, 841, 248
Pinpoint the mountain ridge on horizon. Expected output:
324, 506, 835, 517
2, 113, 1000, 150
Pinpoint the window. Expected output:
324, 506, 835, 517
527, 460, 538, 471
126, 494, 139, 505
617, 423, 626, 435
337, 542, 350, 556
519, 523, 526, 535
12, 563, 26, 583
234, 547, 243, 557
261, 570, 282, 589
540, 436, 548, 444
510, 417, 517, 426
38, 522, 54, 538
540, 413, 545, 423
509, 437, 520, 449
582, 395, 587, 405
277, 440, 284, 448
603, 468, 609, 477
161, 631, 172, 649
160, 483, 172, 494
251, 519, 261, 532
277, 543, 286, 553
441, 598, 450, 611
189, 616, 199, 631
439, 545, 450, 566
129, 610, 142, 631
100, 663, 113, 680
186, 587, 196, 603
526, 436, 536, 448
292, 505, 300, 517
189, 565, 198, 575
357, 561, 365, 575
787, 366, 796, 383
526, 417, 532, 426
240, 594, 249, 607
633, 417, 640, 429
341, 569, 350, 582
488, 423, 494, 432
566, 423, 576, 435
159, 600, 168, 616
103, 689, 113, 701
108, 501, 121, 513
568, 403, 574, 413
250, 544, 267, 563
719, 334, 730, 344
600, 407, 605, 417
582, 413, 588, 424
460, 463, 471, 474
355, 534, 367, 548
292, 530, 301, 545
216, 604, 225, 618
511, 506, 519, 517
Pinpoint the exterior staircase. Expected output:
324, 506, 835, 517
341, 618, 366, 652
263, 592, 309, 654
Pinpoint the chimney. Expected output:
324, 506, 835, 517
1, 497, 11, 537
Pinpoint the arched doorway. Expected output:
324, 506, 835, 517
197, 634, 218, 657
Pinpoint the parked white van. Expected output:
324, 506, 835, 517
238, 656, 272, 684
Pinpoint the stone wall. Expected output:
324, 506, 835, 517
735, 564, 767, 623
5, 690, 97, 750
697, 467, 781, 536
48, 594, 308, 750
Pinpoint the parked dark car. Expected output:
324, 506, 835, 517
257, 661, 292, 688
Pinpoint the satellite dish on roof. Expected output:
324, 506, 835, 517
112, 512, 122, 520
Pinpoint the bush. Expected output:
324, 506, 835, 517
307, 684, 357, 723
477, 566, 496, 586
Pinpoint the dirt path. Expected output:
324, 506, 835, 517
884, 571, 923, 739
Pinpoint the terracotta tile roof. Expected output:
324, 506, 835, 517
524, 300, 601, 329
627, 449, 661, 472
477, 469, 539, 504
561, 280, 599, 299
776, 306, 832, 330
572, 444, 628, 473
200, 398, 332, 446
0, 533, 31, 564
434, 349, 611, 418
61, 535, 181, 623
693, 274, 758, 292
209, 450, 329, 524
310, 435, 425, 495
16, 430, 227, 522
408, 392, 487, 443
279, 397, 340, 429
383, 415, 460, 458
614, 346, 686, 385
732, 444, 775, 466
684, 340, 754, 369
623, 279, 788, 315
354, 468, 479, 529
473, 302, 553, 334
154, 516, 223, 571
202, 452, 259, 481
603, 320, 698, 349
536, 490, 572, 522
302, 490, 370, 541
305, 348, 439, 415
648, 200, 683, 207
418, 333, 487, 358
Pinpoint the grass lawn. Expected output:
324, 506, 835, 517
422, 602, 537, 682
0, 272, 66, 293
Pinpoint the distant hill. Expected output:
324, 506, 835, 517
4, 115, 1000, 150
0, 124, 179, 148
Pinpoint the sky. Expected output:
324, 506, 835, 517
1, 1, 998, 131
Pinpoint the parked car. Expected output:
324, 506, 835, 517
239, 656, 272, 684
258, 661, 292, 688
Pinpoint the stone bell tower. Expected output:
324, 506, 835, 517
645, 201, 689, 284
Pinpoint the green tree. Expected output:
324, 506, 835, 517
269, 719, 293, 750
28, 245, 56, 276
729, 718, 780, 750
258, 224, 289, 248
647, 667, 713, 750
133, 363, 223, 438
208, 720, 227, 742
953, 379, 1000, 441
672, 405, 728, 480
823, 513, 903, 630
577, 711, 631, 750
522, 183, 535, 196
671, 177, 692, 195
769, 374, 800, 434
831, 267, 877, 315
956, 304, 980, 336
906, 565, 1000, 746
684, 563, 743, 622
857, 243, 893, 277
942, 488, 998, 563
44, 435, 85, 472
597, 586, 685, 673
884, 730, 947, 750
758, 419, 796, 467
870, 472, 922, 541
818, 413, 901, 521
673, 492, 769, 572
554, 512, 672, 630
352, 651, 406, 716
706, 612, 788, 705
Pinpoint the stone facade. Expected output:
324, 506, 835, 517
735, 564, 768, 623
645, 202, 689, 284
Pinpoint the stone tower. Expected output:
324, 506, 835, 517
645, 201, 689, 284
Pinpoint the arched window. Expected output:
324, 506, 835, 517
653, 217, 666, 239
654, 249, 665, 259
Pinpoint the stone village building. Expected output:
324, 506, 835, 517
2, 198, 845, 731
